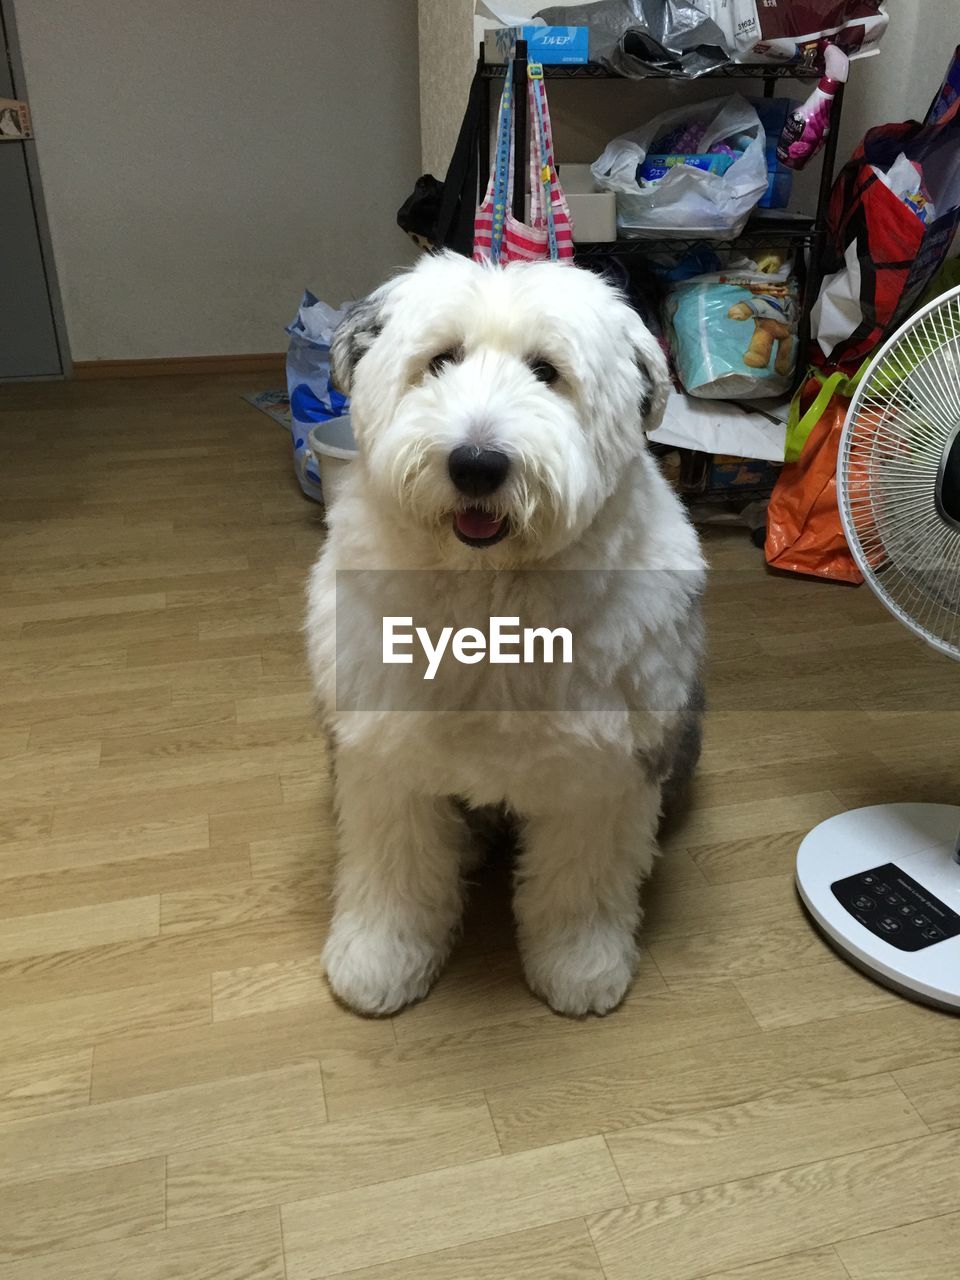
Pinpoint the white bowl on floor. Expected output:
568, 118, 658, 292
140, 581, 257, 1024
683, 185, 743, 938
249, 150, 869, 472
307, 415, 356, 507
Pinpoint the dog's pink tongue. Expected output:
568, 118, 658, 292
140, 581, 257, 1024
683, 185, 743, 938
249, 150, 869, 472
455, 508, 504, 540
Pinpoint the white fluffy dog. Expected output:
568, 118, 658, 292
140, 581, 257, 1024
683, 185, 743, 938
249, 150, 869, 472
306, 252, 704, 1017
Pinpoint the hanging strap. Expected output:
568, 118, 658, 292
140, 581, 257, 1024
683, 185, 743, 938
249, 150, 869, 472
489, 62, 515, 264
527, 62, 560, 260
435, 64, 485, 255
784, 359, 870, 462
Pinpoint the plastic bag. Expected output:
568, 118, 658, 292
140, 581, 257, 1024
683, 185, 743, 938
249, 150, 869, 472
700, 0, 888, 64
812, 94, 960, 373
285, 292, 350, 502
666, 261, 799, 399
765, 375, 863, 584
591, 95, 767, 239
537, 1, 887, 72
536, 1, 732, 78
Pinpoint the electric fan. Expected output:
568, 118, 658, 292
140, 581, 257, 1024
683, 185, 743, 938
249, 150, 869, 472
796, 284, 960, 1012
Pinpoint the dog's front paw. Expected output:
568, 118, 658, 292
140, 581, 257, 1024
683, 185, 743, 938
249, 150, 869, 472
323, 918, 446, 1016
522, 926, 637, 1018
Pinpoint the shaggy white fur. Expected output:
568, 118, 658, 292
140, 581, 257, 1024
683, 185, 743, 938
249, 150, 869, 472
306, 253, 705, 1017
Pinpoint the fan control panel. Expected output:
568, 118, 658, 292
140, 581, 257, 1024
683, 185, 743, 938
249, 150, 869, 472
831, 862, 960, 952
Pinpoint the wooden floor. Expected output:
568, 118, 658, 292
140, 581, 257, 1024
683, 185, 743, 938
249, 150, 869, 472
1, 374, 958, 1280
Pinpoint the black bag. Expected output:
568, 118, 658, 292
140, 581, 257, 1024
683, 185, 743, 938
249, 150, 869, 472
397, 65, 484, 256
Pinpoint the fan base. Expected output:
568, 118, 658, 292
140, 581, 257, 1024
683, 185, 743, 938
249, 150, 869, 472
796, 803, 960, 1012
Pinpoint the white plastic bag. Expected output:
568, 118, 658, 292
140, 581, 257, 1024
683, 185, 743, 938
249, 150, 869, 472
591, 95, 768, 239
698, 0, 888, 64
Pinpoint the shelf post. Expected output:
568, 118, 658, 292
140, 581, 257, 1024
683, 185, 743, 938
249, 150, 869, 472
478, 41, 490, 195
512, 39, 527, 222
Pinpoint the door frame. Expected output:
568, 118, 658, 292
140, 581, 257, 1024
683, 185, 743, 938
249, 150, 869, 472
1, 0, 71, 380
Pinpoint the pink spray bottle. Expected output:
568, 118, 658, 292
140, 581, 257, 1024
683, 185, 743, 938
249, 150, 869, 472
777, 43, 850, 170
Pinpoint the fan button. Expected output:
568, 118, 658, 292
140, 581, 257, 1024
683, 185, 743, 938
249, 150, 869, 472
853, 894, 876, 911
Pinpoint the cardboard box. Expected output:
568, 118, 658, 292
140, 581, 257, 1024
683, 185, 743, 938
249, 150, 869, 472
485, 26, 588, 65
0, 98, 32, 141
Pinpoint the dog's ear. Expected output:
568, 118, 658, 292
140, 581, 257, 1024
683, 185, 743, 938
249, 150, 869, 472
329, 290, 387, 395
631, 330, 670, 430
635, 355, 655, 422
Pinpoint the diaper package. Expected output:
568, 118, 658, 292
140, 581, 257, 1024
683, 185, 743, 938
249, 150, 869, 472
666, 261, 799, 400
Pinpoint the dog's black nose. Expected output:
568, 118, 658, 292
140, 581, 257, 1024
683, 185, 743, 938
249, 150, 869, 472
447, 446, 510, 497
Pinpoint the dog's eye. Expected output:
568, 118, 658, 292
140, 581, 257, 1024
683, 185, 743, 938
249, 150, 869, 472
427, 349, 462, 376
528, 358, 559, 386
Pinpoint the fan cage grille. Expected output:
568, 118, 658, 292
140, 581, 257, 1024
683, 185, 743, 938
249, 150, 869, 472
838, 286, 960, 659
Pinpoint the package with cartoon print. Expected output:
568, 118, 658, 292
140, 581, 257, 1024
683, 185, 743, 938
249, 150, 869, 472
665, 255, 799, 399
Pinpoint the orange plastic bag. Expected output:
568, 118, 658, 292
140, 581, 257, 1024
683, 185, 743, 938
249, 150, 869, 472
764, 375, 863, 584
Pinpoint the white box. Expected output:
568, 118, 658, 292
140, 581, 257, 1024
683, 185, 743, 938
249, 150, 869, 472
525, 163, 617, 243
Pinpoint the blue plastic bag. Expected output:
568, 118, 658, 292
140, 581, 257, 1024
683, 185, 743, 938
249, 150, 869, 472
285, 291, 350, 501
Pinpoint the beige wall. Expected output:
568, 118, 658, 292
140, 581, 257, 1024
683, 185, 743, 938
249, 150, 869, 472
418, 0, 474, 175
14, 0, 420, 361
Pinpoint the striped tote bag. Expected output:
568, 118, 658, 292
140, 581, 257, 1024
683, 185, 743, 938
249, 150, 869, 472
473, 61, 574, 265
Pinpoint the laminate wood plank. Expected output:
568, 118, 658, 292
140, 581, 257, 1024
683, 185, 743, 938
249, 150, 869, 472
212, 953, 331, 1021
394, 944, 665, 1043
99, 717, 319, 767
0, 808, 52, 845
606, 1075, 928, 1202
0, 1050, 92, 1124
649, 916, 832, 984
836, 1210, 960, 1280
91, 997, 394, 1103
281, 1137, 626, 1279
689, 828, 812, 885
321, 1221, 605, 1280
0, 897, 159, 962
3, 976, 210, 1057
19, 607, 198, 650
209, 799, 332, 847
29, 698, 234, 748
3, 554, 250, 592
0, 819, 209, 879
734, 957, 898, 1029
167, 1093, 499, 1223
246, 832, 333, 881
51, 774, 282, 837
0, 1062, 324, 1186
0, 845, 250, 920
0, 1207, 284, 1280
0, 730, 29, 758
0, 917, 328, 1010
893, 1057, 960, 1132
700, 1250, 849, 1280
160, 871, 326, 935
587, 1132, 960, 1280
642, 873, 796, 942
6, 688, 171, 738
487, 1002, 957, 1154
0, 1158, 163, 1262
235, 691, 316, 723
674, 791, 847, 847
321, 986, 757, 1120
